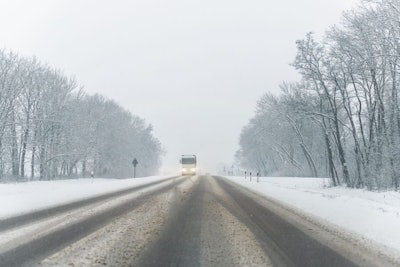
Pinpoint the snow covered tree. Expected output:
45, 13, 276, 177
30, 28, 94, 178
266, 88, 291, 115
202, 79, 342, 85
237, 0, 400, 190
0, 49, 163, 181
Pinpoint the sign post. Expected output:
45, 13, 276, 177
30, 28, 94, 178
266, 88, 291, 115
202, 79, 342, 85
132, 158, 138, 178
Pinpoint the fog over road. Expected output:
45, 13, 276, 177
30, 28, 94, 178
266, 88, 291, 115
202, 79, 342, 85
0, 176, 395, 267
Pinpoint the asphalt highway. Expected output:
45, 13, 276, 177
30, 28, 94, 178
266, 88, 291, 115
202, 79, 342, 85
136, 176, 358, 267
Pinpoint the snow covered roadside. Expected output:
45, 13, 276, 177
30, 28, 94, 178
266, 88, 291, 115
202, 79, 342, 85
224, 176, 400, 254
0, 176, 169, 219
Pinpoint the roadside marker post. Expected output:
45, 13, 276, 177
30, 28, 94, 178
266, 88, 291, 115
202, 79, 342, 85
132, 158, 138, 178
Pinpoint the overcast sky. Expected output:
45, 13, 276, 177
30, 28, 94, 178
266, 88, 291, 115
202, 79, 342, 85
1, 0, 357, 174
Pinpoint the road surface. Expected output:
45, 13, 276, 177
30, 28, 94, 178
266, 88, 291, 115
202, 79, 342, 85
0, 176, 396, 266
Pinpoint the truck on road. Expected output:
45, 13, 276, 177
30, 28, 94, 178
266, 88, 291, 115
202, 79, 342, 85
180, 155, 197, 175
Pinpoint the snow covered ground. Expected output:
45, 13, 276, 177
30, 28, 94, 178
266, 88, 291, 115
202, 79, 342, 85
224, 176, 400, 254
0, 176, 168, 219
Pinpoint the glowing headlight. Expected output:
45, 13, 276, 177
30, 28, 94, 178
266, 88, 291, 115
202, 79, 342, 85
191, 168, 196, 172
182, 168, 186, 172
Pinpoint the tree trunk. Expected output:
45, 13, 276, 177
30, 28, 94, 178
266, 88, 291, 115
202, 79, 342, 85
11, 110, 20, 177
20, 128, 29, 178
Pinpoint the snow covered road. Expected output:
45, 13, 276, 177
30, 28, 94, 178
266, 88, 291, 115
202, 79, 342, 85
0, 176, 184, 266
0, 175, 398, 266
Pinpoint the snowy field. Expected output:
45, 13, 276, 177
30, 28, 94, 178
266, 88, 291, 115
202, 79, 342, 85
224, 175, 400, 254
0, 176, 169, 219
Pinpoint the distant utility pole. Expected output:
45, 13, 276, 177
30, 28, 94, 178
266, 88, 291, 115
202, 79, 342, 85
132, 158, 138, 178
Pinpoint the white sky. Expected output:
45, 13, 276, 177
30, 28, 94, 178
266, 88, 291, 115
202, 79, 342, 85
0, 0, 357, 174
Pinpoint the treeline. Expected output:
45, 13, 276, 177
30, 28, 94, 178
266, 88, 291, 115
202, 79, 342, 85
237, 0, 400, 189
0, 49, 163, 181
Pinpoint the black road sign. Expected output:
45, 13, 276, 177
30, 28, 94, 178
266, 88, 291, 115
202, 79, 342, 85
132, 158, 138, 167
